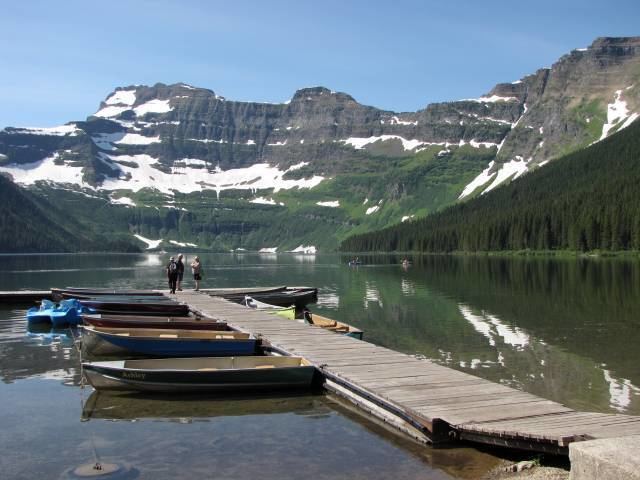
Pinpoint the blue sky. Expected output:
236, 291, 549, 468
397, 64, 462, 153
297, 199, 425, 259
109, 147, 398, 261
1, 0, 638, 127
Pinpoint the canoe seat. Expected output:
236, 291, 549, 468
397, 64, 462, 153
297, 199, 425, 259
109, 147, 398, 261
319, 321, 338, 328
159, 334, 178, 338
255, 365, 275, 369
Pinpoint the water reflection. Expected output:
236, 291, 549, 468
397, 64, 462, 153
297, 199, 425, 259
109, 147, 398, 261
134, 254, 163, 267
81, 391, 329, 422
1, 253, 639, 418
458, 305, 530, 348
323, 255, 640, 415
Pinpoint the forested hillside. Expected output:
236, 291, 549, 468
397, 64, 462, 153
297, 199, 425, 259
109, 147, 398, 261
341, 119, 640, 253
0, 175, 140, 253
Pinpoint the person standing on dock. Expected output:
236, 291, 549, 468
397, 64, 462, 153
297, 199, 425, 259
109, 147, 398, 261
176, 254, 185, 291
166, 256, 178, 294
191, 256, 202, 291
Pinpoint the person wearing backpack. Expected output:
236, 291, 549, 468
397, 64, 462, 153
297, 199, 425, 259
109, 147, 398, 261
166, 256, 179, 294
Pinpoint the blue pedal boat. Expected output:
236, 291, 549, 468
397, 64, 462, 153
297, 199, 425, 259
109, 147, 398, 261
26, 299, 92, 327
81, 325, 257, 358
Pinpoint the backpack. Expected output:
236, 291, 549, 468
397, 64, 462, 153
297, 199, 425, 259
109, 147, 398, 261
168, 261, 177, 274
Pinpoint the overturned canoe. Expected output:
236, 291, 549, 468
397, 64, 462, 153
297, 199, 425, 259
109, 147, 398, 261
81, 326, 256, 357
200, 286, 287, 296
82, 314, 229, 331
78, 299, 189, 316
219, 287, 317, 308
244, 296, 296, 320
82, 356, 318, 393
52, 287, 163, 298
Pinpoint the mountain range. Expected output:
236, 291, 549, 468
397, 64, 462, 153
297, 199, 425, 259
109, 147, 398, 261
1, 36, 639, 252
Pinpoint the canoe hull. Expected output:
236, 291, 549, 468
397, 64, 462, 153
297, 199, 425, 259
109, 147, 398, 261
53, 287, 163, 298
79, 300, 189, 316
222, 288, 317, 308
82, 327, 256, 358
83, 357, 317, 393
82, 314, 229, 331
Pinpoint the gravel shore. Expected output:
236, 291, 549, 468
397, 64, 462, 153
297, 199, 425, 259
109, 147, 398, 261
481, 460, 569, 480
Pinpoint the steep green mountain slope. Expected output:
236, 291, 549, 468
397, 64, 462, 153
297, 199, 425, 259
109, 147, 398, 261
0, 175, 140, 253
340, 119, 640, 253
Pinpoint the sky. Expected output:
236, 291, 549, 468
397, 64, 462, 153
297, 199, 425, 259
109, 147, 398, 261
1, 0, 638, 127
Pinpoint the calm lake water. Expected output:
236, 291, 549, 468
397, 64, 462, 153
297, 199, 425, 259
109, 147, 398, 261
2, 253, 639, 478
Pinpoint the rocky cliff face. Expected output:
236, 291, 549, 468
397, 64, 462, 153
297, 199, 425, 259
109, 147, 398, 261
0, 37, 638, 251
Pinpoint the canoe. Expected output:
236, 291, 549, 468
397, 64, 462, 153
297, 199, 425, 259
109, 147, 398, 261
82, 356, 318, 393
81, 326, 257, 357
82, 314, 230, 331
26, 298, 91, 327
220, 287, 317, 308
52, 287, 163, 297
244, 296, 296, 320
78, 299, 189, 316
200, 286, 287, 295
303, 311, 363, 340
62, 294, 176, 301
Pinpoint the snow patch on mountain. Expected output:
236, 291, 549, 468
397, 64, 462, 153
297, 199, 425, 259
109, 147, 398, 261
289, 245, 316, 254
317, 200, 339, 207
381, 115, 418, 126
482, 157, 529, 193
133, 234, 162, 249
343, 135, 424, 151
117, 133, 161, 145
0, 153, 90, 187
105, 90, 136, 106
458, 161, 496, 199
365, 205, 380, 215
169, 239, 197, 247
110, 195, 136, 207
459, 157, 529, 199
251, 197, 278, 205
98, 154, 324, 196
94, 98, 173, 118
133, 99, 173, 116
460, 95, 519, 103
598, 87, 638, 141
94, 105, 130, 118
9, 125, 81, 136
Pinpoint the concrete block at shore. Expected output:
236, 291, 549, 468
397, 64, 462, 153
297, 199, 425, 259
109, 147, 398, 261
569, 435, 640, 480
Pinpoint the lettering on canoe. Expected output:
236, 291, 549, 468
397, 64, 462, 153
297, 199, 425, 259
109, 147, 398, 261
121, 371, 146, 380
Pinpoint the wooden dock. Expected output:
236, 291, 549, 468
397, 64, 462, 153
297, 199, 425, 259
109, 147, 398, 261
176, 291, 640, 455
0, 290, 51, 303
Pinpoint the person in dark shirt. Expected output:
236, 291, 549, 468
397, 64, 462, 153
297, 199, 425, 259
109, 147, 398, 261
176, 254, 185, 291
166, 256, 178, 294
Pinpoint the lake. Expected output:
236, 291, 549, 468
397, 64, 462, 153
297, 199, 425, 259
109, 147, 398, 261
1, 252, 638, 479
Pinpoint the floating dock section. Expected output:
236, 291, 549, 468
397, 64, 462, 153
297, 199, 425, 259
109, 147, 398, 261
177, 291, 640, 455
